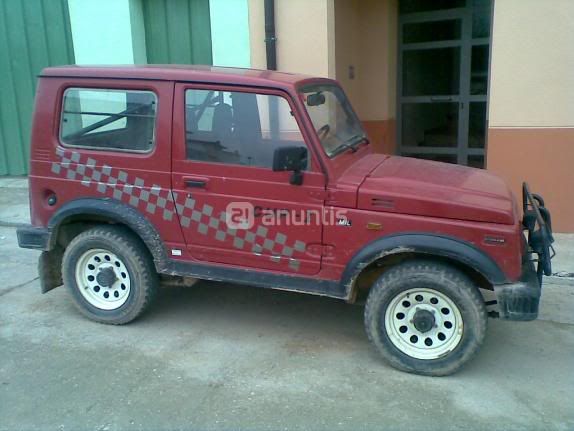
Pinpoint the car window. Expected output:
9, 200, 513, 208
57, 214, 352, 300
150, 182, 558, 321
185, 89, 308, 169
300, 84, 367, 158
60, 88, 157, 152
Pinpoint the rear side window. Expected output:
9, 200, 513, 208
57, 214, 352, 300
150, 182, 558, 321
60, 88, 157, 152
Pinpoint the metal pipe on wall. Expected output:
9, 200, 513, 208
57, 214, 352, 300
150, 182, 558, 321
264, 0, 279, 139
264, 0, 277, 70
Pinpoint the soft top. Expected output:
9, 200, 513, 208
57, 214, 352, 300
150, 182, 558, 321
40, 64, 333, 89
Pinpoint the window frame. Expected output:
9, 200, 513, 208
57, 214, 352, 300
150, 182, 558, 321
181, 84, 319, 173
58, 87, 159, 154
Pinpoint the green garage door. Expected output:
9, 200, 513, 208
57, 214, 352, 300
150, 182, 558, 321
142, 0, 212, 65
0, 0, 74, 175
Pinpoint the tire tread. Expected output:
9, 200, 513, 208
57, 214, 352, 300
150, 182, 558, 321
62, 225, 158, 325
364, 259, 487, 376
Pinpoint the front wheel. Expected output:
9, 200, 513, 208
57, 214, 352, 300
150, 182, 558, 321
364, 260, 487, 376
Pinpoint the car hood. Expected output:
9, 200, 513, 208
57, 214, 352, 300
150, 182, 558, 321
358, 156, 516, 224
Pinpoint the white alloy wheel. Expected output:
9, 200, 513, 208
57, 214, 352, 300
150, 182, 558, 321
385, 288, 463, 360
75, 248, 131, 310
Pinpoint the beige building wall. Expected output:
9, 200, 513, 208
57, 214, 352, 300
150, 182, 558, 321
248, 0, 397, 154
489, 0, 574, 127
334, 0, 397, 154
487, 0, 574, 232
247, 0, 335, 78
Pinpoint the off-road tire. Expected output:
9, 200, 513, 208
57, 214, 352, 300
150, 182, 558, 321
364, 260, 487, 376
62, 225, 158, 324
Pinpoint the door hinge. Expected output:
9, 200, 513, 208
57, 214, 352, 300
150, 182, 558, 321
307, 244, 335, 257
322, 244, 335, 257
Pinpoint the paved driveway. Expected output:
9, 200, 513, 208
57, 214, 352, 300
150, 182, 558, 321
1, 226, 573, 431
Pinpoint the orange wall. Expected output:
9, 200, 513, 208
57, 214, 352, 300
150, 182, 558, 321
487, 128, 574, 232
363, 120, 396, 154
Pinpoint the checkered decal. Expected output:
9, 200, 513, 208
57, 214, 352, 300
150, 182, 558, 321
174, 195, 306, 271
52, 149, 306, 271
52, 148, 177, 221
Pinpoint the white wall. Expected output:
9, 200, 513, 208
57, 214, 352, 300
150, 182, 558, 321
210, 0, 251, 67
68, 0, 146, 64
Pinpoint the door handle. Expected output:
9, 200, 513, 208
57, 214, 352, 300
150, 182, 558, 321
184, 178, 208, 188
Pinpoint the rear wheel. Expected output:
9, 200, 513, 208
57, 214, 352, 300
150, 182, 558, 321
62, 225, 158, 324
364, 260, 487, 376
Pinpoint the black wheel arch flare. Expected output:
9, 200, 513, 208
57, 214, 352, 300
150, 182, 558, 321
341, 233, 509, 298
47, 198, 169, 272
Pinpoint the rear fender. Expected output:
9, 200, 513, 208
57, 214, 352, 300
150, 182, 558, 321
48, 198, 169, 271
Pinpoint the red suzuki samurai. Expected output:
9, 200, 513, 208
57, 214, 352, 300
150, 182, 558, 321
17, 65, 554, 375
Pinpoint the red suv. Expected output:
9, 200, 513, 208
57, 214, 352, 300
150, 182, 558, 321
17, 65, 554, 375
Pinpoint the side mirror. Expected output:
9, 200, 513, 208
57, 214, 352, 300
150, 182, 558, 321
272, 146, 308, 185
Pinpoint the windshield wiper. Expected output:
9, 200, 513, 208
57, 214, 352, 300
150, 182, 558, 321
347, 134, 369, 147
335, 134, 369, 154
338, 142, 358, 154
328, 134, 370, 157
332, 140, 360, 156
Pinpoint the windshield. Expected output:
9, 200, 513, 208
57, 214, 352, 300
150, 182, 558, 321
300, 84, 368, 157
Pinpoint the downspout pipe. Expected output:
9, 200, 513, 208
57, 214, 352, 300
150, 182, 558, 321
264, 0, 279, 139
264, 0, 277, 70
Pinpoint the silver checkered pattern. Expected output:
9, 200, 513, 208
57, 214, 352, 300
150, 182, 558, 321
52, 148, 176, 221
174, 195, 306, 270
52, 149, 306, 271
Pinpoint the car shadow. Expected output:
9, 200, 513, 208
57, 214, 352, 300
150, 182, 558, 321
146, 279, 368, 350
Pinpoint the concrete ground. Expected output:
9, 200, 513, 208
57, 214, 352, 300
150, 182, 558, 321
1, 178, 574, 430
0, 177, 30, 226
1, 224, 574, 430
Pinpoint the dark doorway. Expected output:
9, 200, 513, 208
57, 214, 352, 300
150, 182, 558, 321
397, 0, 492, 168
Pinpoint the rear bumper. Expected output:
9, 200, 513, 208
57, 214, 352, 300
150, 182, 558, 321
16, 225, 51, 250
17, 225, 63, 294
494, 258, 541, 321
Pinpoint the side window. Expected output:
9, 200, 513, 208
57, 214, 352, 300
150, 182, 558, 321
184, 89, 308, 169
60, 88, 157, 152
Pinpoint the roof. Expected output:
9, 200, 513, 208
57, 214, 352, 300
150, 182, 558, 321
40, 64, 331, 89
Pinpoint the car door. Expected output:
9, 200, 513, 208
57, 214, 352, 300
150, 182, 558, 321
171, 83, 326, 275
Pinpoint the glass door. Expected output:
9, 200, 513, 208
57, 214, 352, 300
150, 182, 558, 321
397, 0, 492, 167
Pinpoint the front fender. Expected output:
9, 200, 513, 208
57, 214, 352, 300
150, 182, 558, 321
340, 233, 508, 297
